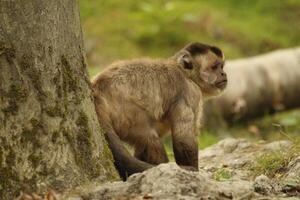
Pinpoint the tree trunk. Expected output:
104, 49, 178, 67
204, 47, 300, 125
0, 0, 118, 199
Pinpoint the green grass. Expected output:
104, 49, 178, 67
163, 130, 219, 161
228, 109, 300, 142
250, 135, 300, 178
82, 0, 300, 165
214, 168, 232, 181
252, 151, 290, 177
198, 130, 220, 149
80, 0, 300, 68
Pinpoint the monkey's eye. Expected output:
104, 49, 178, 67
212, 64, 219, 70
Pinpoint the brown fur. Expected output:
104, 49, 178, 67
92, 42, 227, 180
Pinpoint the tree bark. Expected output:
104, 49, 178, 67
204, 47, 300, 125
0, 0, 118, 199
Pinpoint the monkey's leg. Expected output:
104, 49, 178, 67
105, 130, 154, 180
134, 130, 169, 165
169, 101, 199, 170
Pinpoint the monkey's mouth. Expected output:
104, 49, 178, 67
215, 80, 227, 89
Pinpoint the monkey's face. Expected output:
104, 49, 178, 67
195, 52, 227, 96
177, 46, 227, 97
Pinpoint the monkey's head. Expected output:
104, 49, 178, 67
174, 42, 227, 97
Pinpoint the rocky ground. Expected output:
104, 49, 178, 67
63, 138, 300, 200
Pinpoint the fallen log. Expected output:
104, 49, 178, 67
204, 47, 300, 125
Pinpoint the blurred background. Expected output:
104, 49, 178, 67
79, 0, 300, 154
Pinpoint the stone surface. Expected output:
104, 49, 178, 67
198, 138, 292, 180
63, 138, 300, 200
281, 156, 300, 195
76, 163, 258, 200
253, 175, 275, 195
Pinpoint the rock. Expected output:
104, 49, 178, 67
281, 156, 300, 195
253, 175, 274, 195
198, 138, 258, 180
73, 163, 258, 200
63, 138, 300, 200
284, 156, 300, 182
198, 138, 293, 180
262, 141, 292, 151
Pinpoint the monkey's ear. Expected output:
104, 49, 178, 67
178, 52, 193, 70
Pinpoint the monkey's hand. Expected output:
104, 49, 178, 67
180, 165, 198, 172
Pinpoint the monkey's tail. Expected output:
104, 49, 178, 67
104, 130, 153, 180
92, 93, 153, 180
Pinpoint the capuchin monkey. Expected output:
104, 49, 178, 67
92, 42, 227, 180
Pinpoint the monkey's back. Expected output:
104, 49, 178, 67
92, 59, 186, 139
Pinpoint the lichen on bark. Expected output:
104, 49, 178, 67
0, 1, 119, 199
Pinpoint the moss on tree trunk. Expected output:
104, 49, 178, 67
0, 0, 118, 199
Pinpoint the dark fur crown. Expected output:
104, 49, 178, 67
184, 42, 223, 58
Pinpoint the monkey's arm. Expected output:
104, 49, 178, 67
170, 101, 199, 170
105, 130, 153, 180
